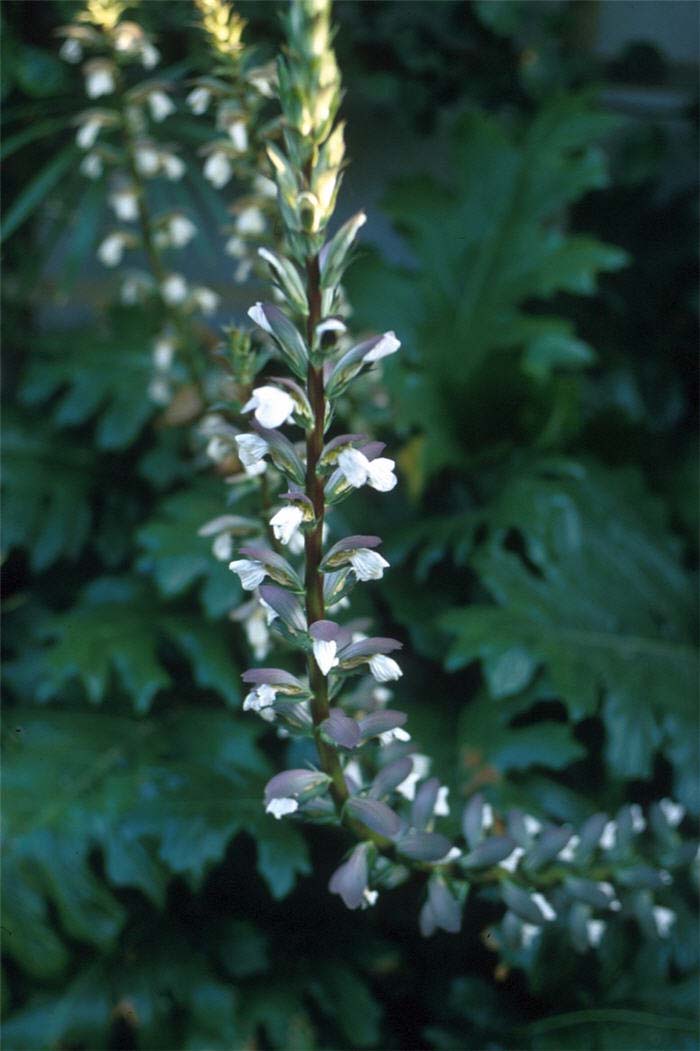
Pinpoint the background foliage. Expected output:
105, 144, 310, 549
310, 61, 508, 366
2, 1, 698, 1048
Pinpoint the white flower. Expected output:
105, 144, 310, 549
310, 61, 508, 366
363, 331, 401, 364
270, 505, 305, 546
369, 654, 402, 682
362, 889, 379, 907
161, 273, 188, 304
500, 846, 525, 874
243, 460, 267, 478
254, 174, 277, 198
652, 905, 676, 938
148, 90, 175, 122
236, 206, 265, 235
168, 215, 197, 247
191, 287, 219, 315
235, 433, 269, 468
482, 802, 494, 830
596, 881, 621, 911
153, 336, 175, 370
212, 532, 233, 562
161, 153, 185, 181
313, 638, 339, 677
266, 797, 298, 819
524, 815, 542, 836
121, 274, 148, 304
229, 559, 266, 591
338, 448, 397, 492
187, 86, 211, 115
206, 436, 233, 463
135, 145, 160, 176
659, 799, 685, 827
85, 64, 115, 99
372, 686, 392, 706
396, 754, 431, 799
599, 821, 617, 850
76, 118, 102, 150
204, 150, 233, 189
243, 386, 295, 430
521, 924, 540, 949
434, 786, 450, 816
148, 377, 170, 405
531, 893, 556, 922
557, 834, 580, 863
97, 233, 126, 267
60, 38, 83, 63
629, 804, 646, 833
226, 236, 246, 259
109, 188, 139, 222
141, 42, 160, 69
80, 152, 103, 179
586, 919, 606, 947
243, 683, 277, 712
349, 549, 390, 581
228, 119, 248, 152
378, 727, 411, 746
287, 529, 305, 555
344, 760, 363, 786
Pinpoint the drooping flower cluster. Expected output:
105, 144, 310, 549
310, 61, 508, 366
206, 0, 699, 946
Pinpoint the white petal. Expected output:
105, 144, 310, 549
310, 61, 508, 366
363, 331, 401, 363
368, 654, 402, 682
499, 847, 524, 874
212, 533, 233, 561
229, 559, 266, 590
77, 118, 101, 150
521, 924, 540, 948
236, 207, 265, 235
586, 919, 606, 947
245, 386, 295, 430
270, 505, 304, 546
599, 821, 617, 850
652, 905, 676, 937
659, 799, 685, 827
187, 87, 211, 115
235, 433, 269, 468
482, 803, 494, 830
523, 815, 542, 836
349, 549, 389, 581
204, 151, 232, 189
313, 638, 339, 677
338, 448, 370, 488
265, 797, 298, 819
366, 457, 397, 492
434, 786, 450, 816
531, 892, 556, 921
247, 302, 273, 334
228, 119, 248, 152
148, 90, 175, 122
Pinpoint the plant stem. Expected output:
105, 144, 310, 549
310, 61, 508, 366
304, 253, 348, 808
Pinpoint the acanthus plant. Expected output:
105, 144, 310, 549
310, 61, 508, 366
205, 0, 697, 948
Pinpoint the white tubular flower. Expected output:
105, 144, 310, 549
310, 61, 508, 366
161, 153, 185, 181
586, 919, 606, 947
338, 448, 397, 492
85, 62, 115, 99
235, 433, 269, 469
434, 786, 450, 816
80, 152, 103, 179
500, 846, 525, 874
396, 754, 430, 800
148, 376, 170, 405
76, 118, 102, 150
378, 727, 411, 746
168, 215, 197, 247
212, 532, 233, 562
187, 87, 211, 115
521, 924, 540, 949
228, 119, 248, 152
653, 906, 676, 938
229, 559, 266, 591
97, 233, 126, 268
349, 548, 390, 582
369, 654, 402, 683
313, 638, 339, 677
242, 386, 295, 429
557, 834, 580, 863
109, 188, 139, 222
204, 150, 233, 189
161, 273, 188, 305
236, 206, 265, 235
191, 287, 220, 315
599, 821, 617, 850
148, 90, 175, 122
60, 38, 83, 63
659, 799, 685, 827
363, 331, 401, 363
531, 893, 556, 922
153, 335, 175, 370
141, 42, 160, 69
243, 683, 277, 712
135, 144, 160, 176
266, 797, 298, 819
270, 505, 305, 546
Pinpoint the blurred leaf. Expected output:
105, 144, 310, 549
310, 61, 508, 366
2, 144, 78, 242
